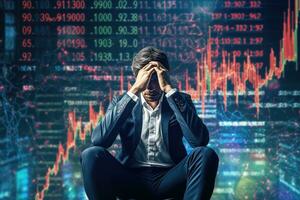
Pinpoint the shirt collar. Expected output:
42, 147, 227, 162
140, 92, 164, 111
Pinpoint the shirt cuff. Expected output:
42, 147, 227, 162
127, 91, 139, 102
165, 88, 178, 98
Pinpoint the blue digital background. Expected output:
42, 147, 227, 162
0, 0, 299, 199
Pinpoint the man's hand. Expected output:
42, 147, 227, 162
129, 62, 156, 95
149, 61, 174, 93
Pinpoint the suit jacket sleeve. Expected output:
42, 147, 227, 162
91, 93, 137, 148
166, 90, 209, 147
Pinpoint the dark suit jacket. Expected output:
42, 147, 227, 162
91, 90, 209, 166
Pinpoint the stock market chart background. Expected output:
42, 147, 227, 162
0, 0, 299, 199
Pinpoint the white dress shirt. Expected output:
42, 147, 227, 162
126, 88, 178, 168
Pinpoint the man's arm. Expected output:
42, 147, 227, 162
145, 60, 208, 147
92, 61, 157, 147
166, 88, 209, 147
91, 93, 137, 148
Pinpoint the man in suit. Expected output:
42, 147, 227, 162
80, 46, 219, 200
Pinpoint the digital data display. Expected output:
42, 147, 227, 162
0, 0, 299, 199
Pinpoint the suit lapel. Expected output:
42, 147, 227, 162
133, 98, 142, 148
161, 95, 173, 150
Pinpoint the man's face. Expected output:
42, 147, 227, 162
141, 67, 163, 102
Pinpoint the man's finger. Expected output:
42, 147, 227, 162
154, 66, 167, 73
144, 62, 156, 71
158, 64, 168, 71
150, 61, 167, 70
140, 63, 150, 71
149, 61, 162, 68
147, 67, 156, 76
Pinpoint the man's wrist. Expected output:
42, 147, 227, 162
163, 85, 173, 93
127, 85, 139, 102
165, 88, 178, 97
127, 90, 139, 102
128, 86, 140, 96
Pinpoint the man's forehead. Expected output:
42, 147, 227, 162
149, 60, 161, 65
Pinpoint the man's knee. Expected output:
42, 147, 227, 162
80, 146, 109, 165
189, 146, 219, 166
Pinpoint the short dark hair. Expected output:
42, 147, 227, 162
131, 46, 170, 77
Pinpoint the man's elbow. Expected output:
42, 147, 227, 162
203, 126, 210, 145
91, 133, 108, 148
197, 127, 209, 146
202, 132, 209, 146
91, 135, 100, 146
91, 137, 110, 149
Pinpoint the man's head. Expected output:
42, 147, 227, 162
131, 46, 170, 77
131, 46, 170, 102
